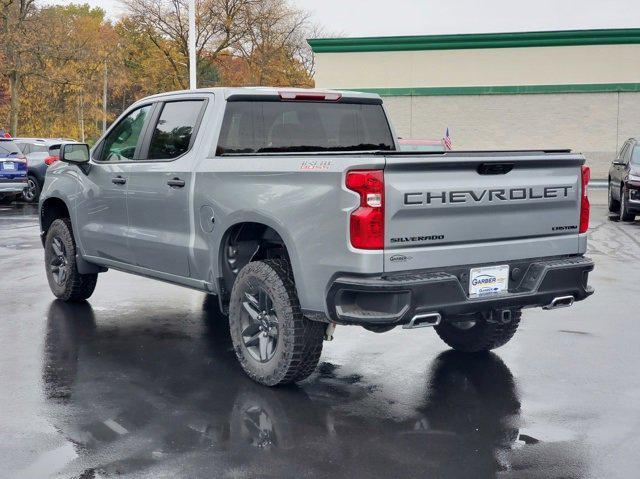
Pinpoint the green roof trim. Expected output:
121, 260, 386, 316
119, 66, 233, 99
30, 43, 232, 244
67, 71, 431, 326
308, 28, 640, 53
348, 83, 640, 96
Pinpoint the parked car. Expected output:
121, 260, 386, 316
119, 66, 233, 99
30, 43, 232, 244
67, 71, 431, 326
0, 138, 28, 204
13, 138, 77, 203
608, 137, 640, 221
39, 87, 594, 386
398, 138, 449, 152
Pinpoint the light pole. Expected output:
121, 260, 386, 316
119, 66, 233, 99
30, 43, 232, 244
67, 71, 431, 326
103, 60, 107, 134
188, 0, 196, 89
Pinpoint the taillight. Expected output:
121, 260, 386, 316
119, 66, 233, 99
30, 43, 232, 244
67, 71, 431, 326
18, 155, 27, 168
346, 170, 384, 249
579, 165, 590, 234
44, 155, 59, 166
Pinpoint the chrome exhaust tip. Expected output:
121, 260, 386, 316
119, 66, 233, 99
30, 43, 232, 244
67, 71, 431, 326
543, 295, 575, 310
403, 312, 442, 329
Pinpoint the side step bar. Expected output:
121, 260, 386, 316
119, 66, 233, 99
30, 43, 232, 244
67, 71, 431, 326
403, 312, 441, 329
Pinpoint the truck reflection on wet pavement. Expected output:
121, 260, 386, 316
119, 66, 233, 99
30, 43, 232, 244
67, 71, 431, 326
36, 296, 583, 479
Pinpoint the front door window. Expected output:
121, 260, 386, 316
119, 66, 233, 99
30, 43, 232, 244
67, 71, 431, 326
100, 105, 152, 162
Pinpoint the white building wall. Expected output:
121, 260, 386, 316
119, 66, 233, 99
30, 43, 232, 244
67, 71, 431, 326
315, 44, 640, 90
383, 92, 640, 179
313, 36, 640, 178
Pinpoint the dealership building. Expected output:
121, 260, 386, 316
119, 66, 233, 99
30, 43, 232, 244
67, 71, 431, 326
308, 29, 640, 178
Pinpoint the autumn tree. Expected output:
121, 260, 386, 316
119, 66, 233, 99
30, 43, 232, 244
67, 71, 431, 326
235, 0, 313, 86
114, 17, 187, 99
15, 5, 118, 140
1, 0, 37, 135
0, 0, 323, 141
120, 0, 316, 88
121, 0, 255, 89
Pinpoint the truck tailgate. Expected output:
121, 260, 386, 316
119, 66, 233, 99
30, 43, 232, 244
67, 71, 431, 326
383, 152, 586, 272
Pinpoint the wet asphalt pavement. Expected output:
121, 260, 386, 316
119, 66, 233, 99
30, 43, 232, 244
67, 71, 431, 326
1, 191, 640, 479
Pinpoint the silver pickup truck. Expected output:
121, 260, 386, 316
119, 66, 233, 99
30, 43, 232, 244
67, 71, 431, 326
39, 87, 594, 386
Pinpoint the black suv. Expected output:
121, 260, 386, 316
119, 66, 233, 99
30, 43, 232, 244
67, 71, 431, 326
608, 138, 640, 221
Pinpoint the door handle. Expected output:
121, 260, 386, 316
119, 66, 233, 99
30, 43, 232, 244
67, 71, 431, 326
112, 176, 126, 185
167, 178, 186, 188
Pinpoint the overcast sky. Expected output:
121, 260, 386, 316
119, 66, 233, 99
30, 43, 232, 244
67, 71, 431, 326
46, 0, 640, 37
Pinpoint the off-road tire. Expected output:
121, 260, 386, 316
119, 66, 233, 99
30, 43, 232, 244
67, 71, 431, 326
229, 259, 324, 386
620, 186, 636, 222
435, 310, 521, 353
45, 218, 98, 301
608, 180, 620, 213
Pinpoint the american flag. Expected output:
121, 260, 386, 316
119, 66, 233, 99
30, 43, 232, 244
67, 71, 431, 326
443, 128, 452, 150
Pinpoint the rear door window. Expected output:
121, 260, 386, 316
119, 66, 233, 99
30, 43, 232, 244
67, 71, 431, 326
217, 100, 394, 154
147, 100, 204, 160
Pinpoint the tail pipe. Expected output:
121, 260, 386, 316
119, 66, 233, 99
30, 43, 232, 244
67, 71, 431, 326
543, 295, 575, 310
403, 312, 442, 329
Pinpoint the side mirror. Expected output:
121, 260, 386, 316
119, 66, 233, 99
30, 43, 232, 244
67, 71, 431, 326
60, 143, 90, 164
613, 159, 624, 166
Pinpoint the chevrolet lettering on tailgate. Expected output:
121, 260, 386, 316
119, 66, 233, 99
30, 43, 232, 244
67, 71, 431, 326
404, 186, 573, 205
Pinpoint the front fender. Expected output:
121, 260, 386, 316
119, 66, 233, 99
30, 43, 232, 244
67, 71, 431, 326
39, 164, 83, 249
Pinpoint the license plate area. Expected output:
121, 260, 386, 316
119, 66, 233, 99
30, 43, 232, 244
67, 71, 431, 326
2, 162, 16, 170
469, 264, 509, 298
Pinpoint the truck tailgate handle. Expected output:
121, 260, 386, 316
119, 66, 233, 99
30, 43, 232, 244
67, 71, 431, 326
477, 162, 514, 175
111, 176, 127, 185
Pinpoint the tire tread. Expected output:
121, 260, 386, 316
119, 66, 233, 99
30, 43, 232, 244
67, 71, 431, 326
46, 218, 97, 301
229, 259, 324, 386
435, 311, 521, 353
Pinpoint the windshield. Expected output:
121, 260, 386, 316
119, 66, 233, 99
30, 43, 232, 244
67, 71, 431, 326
632, 146, 640, 165
0, 140, 21, 158
217, 100, 395, 154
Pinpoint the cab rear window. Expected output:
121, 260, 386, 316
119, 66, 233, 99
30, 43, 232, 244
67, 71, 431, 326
216, 100, 395, 154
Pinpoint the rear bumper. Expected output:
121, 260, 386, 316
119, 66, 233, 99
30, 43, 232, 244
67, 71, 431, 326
326, 256, 594, 326
0, 178, 27, 194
